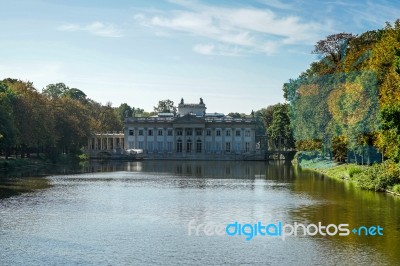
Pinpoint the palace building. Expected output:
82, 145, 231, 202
123, 98, 257, 160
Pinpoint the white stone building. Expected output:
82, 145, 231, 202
124, 98, 257, 160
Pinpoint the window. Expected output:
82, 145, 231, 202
206, 129, 211, 136
177, 140, 182, 152
167, 141, 173, 152
147, 141, 153, 152
167, 130, 173, 136
225, 142, 231, 152
245, 130, 250, 137
206, 141, 211, 152
138, 141, 144, 149
216, 142, 221, 152
186, 139, 192, 153
139, 130, 144, 136
158, 130, 163, 136
196, 140, 202, 153
196, 130, 202, 136
216, 130, 221, 136
158, 141, 163, 152
129, 129, 134, 136
226, 130, 231, 136
245, 142, 250, 152
148, 129, 153, 136
186, 129, 193, 136
177, 129, 183, 136
235, 142, 241, 152
236, 130, 241, 136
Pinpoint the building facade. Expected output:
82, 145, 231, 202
124, 98, 257, 160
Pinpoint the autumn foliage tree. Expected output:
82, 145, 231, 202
0, 79, 128, 160
285, 20, 400, 163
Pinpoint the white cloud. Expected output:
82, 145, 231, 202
58, 21, 123, 37
193, 43, 215, 55
135, 1, 330, 56
193, 43, 252, 57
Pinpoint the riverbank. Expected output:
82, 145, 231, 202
0, 153, 87, 172
293, 152, 400, 196
0, 157, 52, 172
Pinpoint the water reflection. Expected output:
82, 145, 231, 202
82, 160, 295, 180
0, 177, 50, 199
290, 167, 400, 265
0, 160, 399, 265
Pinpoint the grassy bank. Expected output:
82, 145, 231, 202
293, 151, 400, 196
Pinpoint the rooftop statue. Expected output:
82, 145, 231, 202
200, 97, 204, 104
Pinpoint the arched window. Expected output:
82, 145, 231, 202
196, 139, 202, 153
186, 139, 192, 153
177, 139, 182, 153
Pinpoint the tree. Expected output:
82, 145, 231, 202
89, 102, 122, 132
153, 99, 176, 113
116, 103, 133, 123
63, 88, 87, 102
52, 97, 90, 154
42, 83, 69, 99
4, 79, 56, 157
0, 82, 16, 158
312, 33, 355, 70
285, 20, 400, 164
267, 104, 294, 150
227, 112, 241, 118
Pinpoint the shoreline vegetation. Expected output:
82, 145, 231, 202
0, 154, 85, 172
285, 19, 400, 199
293, 151, 400, 197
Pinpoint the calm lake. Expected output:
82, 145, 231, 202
1, 160, 399, 265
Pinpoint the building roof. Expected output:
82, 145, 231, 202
125, 114, 254, 124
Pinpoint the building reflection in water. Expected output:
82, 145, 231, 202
82, 160, 295, 181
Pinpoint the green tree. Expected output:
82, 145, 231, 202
63, 88, 87, 102
4, 79, 56, 157
227, 112, 248, 118
52, 97, 90, 154
267, 103, 294, 150
42, 83, 69, 99
88, 102, 122, 132
153, 99, 176, 113
312, 32, 355, 70
116, 103, 133, 123
0, 82, 16, 158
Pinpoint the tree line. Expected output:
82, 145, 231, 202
0, 78, 294, 161
0, 80, 141, 160
284, 19, 400, 164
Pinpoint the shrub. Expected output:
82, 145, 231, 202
347, 165, 363, 177
393, 184, 400, 194
352, 160, 400, 191
78, 153, 89, 161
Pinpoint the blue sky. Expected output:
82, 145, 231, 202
1, 0, 399, 113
